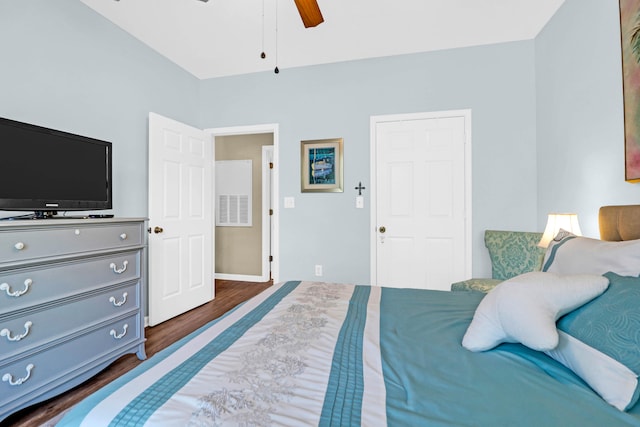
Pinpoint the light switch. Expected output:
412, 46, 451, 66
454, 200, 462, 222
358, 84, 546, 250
356, 196, 364, 209
284, 197, 295, 208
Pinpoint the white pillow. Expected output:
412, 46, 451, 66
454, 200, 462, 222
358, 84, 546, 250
542, 233, 640, 276
462, 272, 609, 352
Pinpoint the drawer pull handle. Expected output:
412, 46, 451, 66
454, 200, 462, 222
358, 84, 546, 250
14, 242, 25, 251
120, 233, 128, 240
110, 324, 129, 340
109, 260, 129, 274
2, 363, 34, 386
1, 321, 33, 342
109, 292, 128, 307
0, 279, 32, 298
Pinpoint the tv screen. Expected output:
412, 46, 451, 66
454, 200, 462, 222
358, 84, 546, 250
0, 116, 112, 217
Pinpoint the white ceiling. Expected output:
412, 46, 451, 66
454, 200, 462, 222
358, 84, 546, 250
80, 0, 565, 80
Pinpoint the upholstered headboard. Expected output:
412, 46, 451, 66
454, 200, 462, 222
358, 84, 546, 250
599, 205, 640, 241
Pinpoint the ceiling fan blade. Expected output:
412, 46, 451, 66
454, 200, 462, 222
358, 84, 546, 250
293, 0, 324, 28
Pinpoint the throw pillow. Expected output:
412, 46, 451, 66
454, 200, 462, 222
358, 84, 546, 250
546, 272, 640, 411
462, 272, 609, 352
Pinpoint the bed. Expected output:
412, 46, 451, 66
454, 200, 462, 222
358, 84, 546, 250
53, 205, 640, 426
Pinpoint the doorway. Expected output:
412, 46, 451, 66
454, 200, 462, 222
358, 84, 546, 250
370, 111, 471, 290
208, 124, 279, 283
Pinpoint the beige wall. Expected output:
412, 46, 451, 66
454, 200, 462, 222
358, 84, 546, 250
215, 133, 273, 276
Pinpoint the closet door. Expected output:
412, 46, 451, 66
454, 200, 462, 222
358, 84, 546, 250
372, 111, 471, 290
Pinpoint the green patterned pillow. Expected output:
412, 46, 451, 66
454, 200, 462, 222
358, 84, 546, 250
450, 278, 501, 293
484, 231, 545, 280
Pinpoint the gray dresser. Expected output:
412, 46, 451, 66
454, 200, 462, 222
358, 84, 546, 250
0, 218, 147, 422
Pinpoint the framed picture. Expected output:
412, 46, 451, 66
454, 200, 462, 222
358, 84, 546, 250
300, 138, 344, 193
620, 0, 640, 182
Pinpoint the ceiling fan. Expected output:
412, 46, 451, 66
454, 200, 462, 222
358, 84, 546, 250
197, 0, 324, 28
292, 0, 324, 28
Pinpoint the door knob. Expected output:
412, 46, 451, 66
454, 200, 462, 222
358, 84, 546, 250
379, 226, 386, 233
153, 226, 164, 234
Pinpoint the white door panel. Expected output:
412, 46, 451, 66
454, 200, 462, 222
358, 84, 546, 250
149, 112, 214, 326
373, 112, 470, 290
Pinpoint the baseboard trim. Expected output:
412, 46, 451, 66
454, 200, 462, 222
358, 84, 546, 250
215, 273, 268, 282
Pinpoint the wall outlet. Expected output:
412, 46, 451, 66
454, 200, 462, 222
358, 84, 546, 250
315, 264, 323, 276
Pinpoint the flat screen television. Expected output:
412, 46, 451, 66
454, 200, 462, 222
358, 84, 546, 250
0, 116, 112, 219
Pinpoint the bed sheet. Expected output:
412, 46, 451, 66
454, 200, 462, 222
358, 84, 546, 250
55, 281, 640, 426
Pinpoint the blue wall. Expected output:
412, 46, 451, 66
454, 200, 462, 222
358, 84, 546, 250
536, 0, 640, 238
4, 0, 634, 286
0, 0, 199, 218
199, 43, 539, 283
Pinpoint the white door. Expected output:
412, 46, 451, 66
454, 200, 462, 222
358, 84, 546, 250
371, 111, 471, 290
148, 112, 214, 326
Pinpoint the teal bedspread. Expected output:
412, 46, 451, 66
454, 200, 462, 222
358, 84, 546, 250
380, 287, 640, 426
55, 281, 640, 426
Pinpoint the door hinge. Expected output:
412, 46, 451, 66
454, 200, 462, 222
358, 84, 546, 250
269, 255, 273, 262
269, 209, 273, 216
269, 162, 274, 169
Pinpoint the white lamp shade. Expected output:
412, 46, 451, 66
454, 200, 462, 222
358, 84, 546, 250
538, 213, 582, 248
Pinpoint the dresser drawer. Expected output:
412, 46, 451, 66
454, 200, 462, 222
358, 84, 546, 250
1, 281, 140, 362
0, 251, 141, 316
0, 314, 142, 410
0, 222, 143, 265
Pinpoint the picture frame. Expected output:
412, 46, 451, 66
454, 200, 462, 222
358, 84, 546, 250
300, 138, 344, 193
619, 0, 640, 182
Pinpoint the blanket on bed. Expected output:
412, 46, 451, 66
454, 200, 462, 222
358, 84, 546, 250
56, 281, 640, 426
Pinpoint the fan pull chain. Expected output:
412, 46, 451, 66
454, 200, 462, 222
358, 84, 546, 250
260, 0, 266, 59
274, 0, 279, 73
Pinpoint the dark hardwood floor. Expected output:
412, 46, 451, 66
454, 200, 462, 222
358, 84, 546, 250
2, 279, 273, 427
